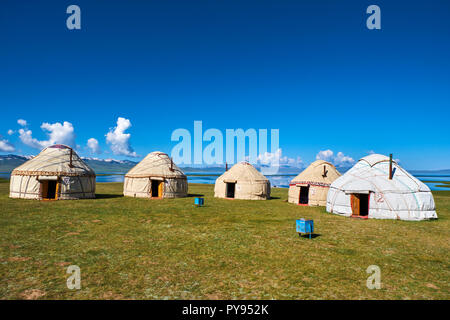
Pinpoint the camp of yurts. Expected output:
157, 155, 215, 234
326, 154, 437, 221
214, 162, 271, 200
9, 144, 96, 200
288, 160, 341, 206
123, 151, 187, 198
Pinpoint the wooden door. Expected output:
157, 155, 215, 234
41, 180, 58, 200
55, 182, 59, 200
41, 181, 48, 199
158, 181, 163, 198
351, 194, 360, 215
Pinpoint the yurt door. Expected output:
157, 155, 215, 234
351, 194, 369, 216
158, 181, 163, 198
226, 183, 235, 198
351, 194, 360, 215
41, 180, 58, 200
299, 186, 309, 205
151, 180, 162, 198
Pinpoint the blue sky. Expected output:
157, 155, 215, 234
0, 0, 449, 169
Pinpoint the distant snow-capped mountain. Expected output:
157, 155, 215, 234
0, 154, 138, 173
0, 154, 33, 161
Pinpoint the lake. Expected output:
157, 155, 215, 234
1, 172, 449, 191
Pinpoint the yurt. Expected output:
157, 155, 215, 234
288, 160, 341, 206
214, 162, 270, 200
326, 154, 437, 221
9, 144, 96, 200
123, 151, 187, 198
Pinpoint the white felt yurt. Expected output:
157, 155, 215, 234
123, 151, 187, 198
288, 160, 341, 206
326, 154, 437, 221
9, 144, 96, 200
214, 162, 271, 200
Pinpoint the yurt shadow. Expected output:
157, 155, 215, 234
187, 193, 205, 197
95, 194, 124, 199
298, 233, 321, 239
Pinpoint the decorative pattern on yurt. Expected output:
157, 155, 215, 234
326, 154, 437, 221
9, 144, 96, 200
214, 162, 271, 200
123, 151, 187, 198
288, 160, 341, 206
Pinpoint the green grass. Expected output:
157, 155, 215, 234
1, 182, 449, 300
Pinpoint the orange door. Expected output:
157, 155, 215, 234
55, 182, 59, 200
158, 181, 163, 198
351, 194, 360, 215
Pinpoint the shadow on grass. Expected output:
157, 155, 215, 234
270, 196, 281, 200
298, 233, 321, 239
187, 194, 205, 197
95, 194, 124, 199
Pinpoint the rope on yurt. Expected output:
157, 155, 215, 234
371, 163, 418, 220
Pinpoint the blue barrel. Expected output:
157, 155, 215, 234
296, 219, 314, 238
195, 197, 204, 206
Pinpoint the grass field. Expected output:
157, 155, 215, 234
0, 180, 449, 300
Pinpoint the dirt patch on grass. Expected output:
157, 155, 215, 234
21, 289, 46, 300
55, 262, 71, 267
65, 232, 80, 236
102, 291, 124, 300
8, 256, 31, 262
426, 283, 439, 290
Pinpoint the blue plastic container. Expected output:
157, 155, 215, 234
195, 197, 204, 206
296, 219, 314, 238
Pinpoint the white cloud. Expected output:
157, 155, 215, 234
333, 151, 355, 166
18, 129, 44, 149
41, 122, 76, 147
105, 117, 138, 157
17, 119, 27, 126
0, 139, 15, 152
316, 149, 355, 167
18, 121, 76, 149
7, 129, 14, 135
87, 138, 101, 154
316, 149, 334, 162
257, 148, 303, 167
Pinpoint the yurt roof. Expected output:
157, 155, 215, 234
217, 162, 268, 183
125, 151, 186, 178
330, 153, 429, 193
359, 154, 396, 167
11, 144, 95, 177
291, 160, 341, 185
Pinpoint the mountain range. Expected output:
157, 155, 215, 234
0, 154, 137, 173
